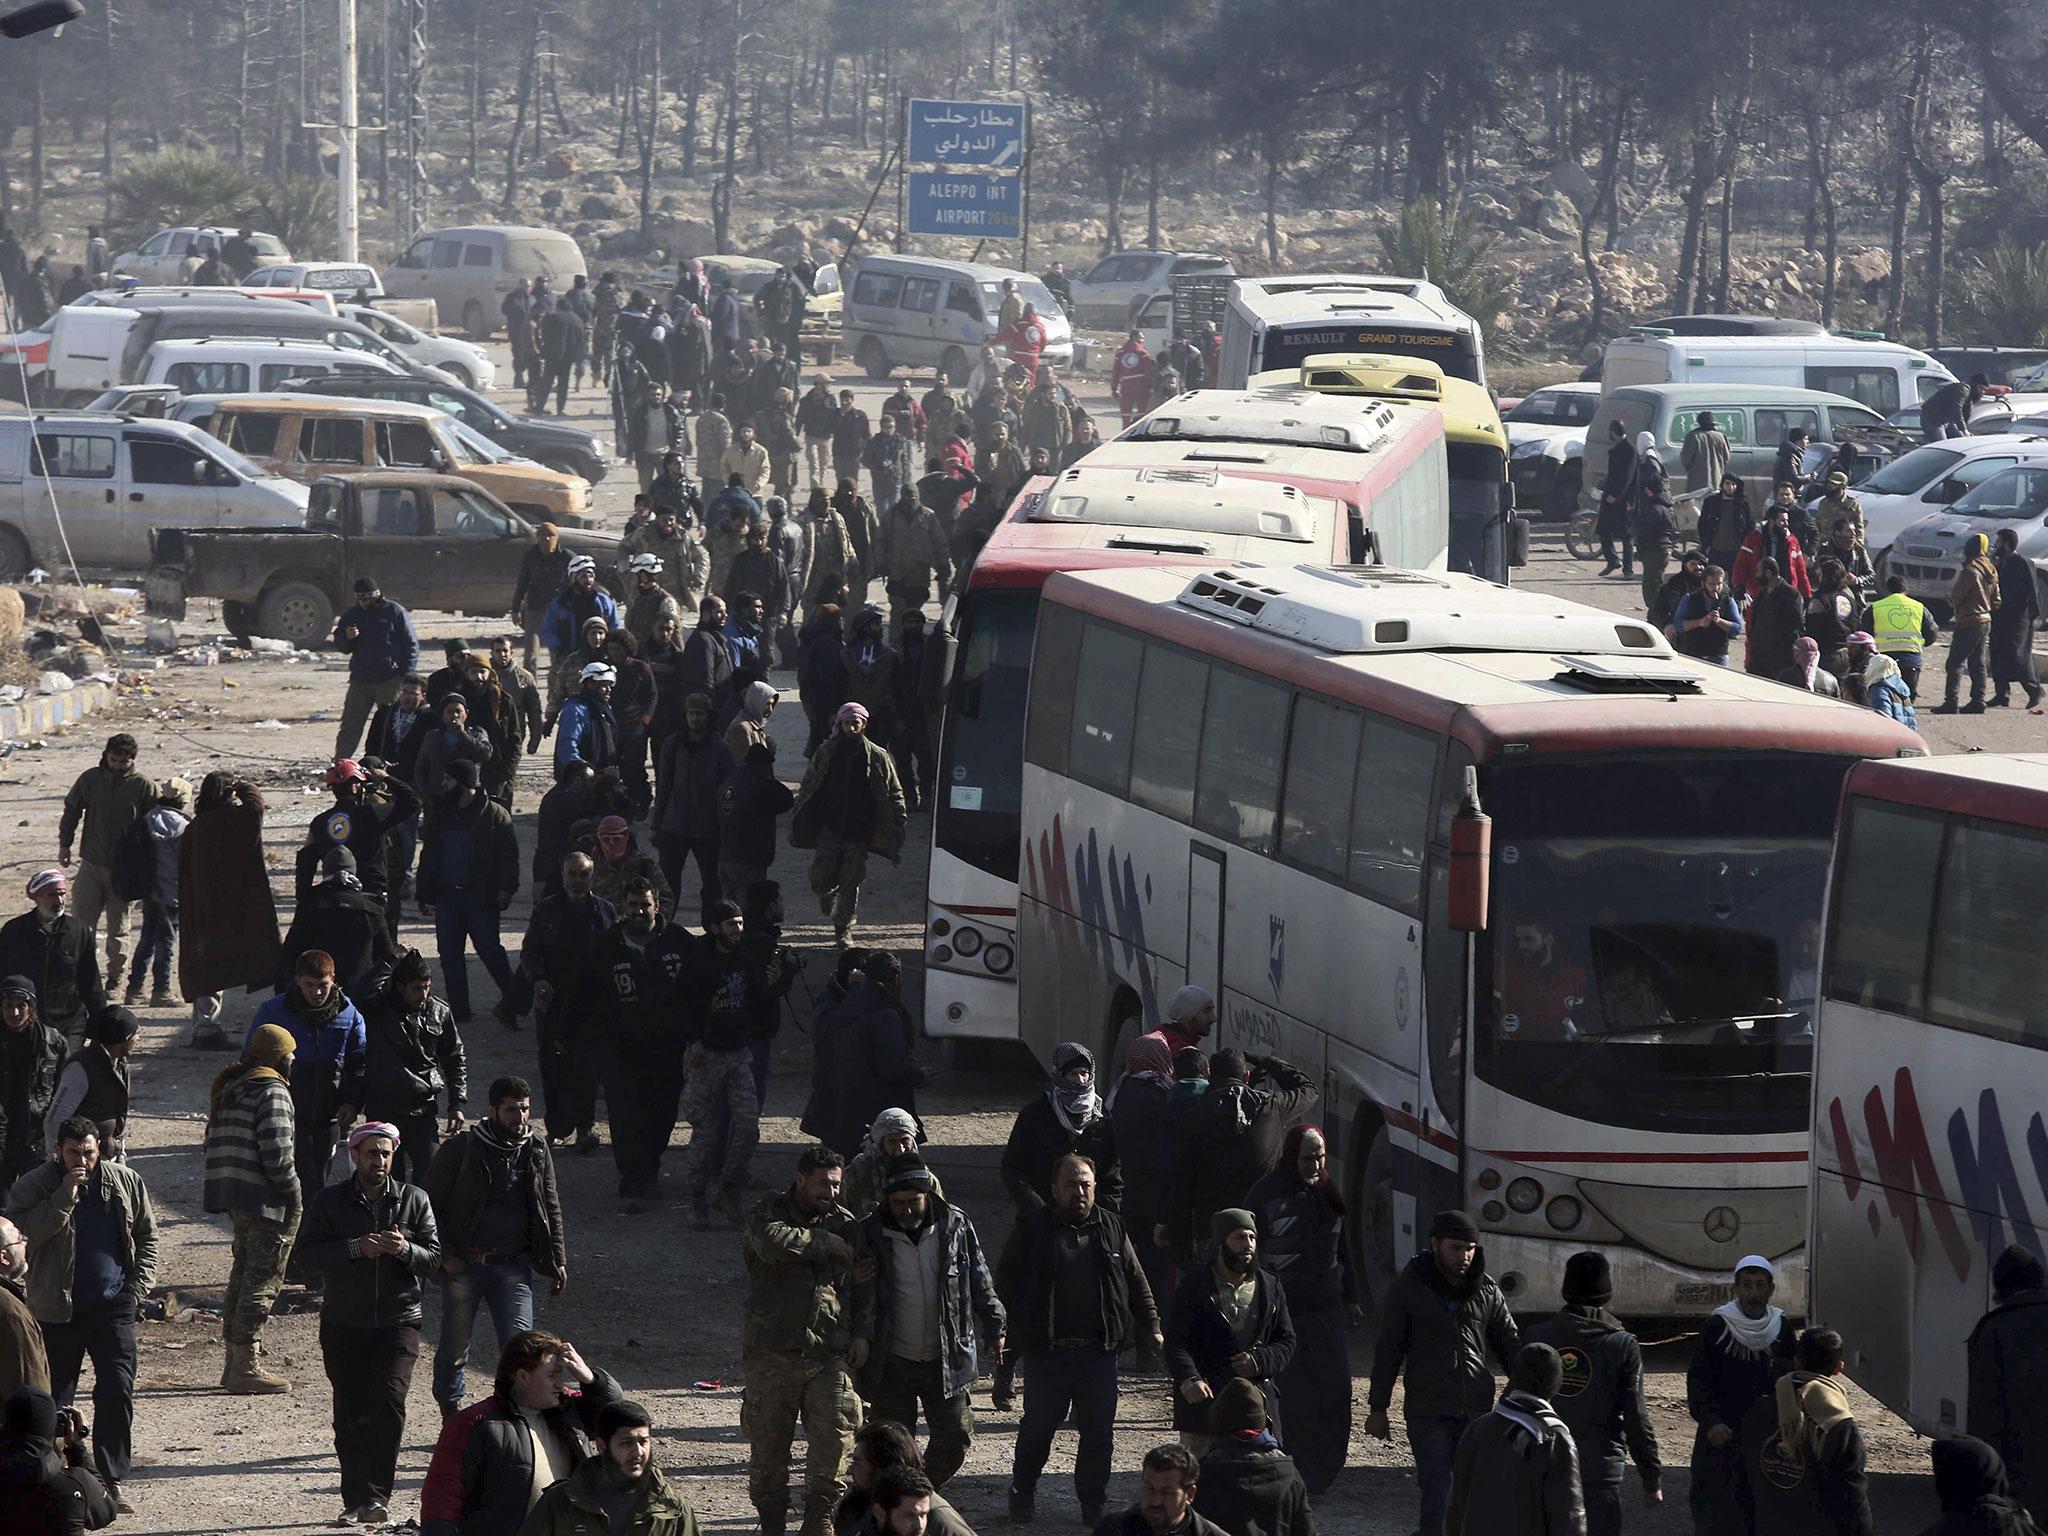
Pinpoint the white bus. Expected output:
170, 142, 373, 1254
1217, 274, 1486, 391
1017, 562, 1923, 1312
926, 403, 1451, 1048
1808, 752, 2048, 1434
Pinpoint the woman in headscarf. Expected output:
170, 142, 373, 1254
1245, 1124, 1359, 1494
202, 1022, 300, 1394
999, 1042, 1123, 1217
1919, 1437, 2046, 1536
839, 1106, 945, 1218
1109, 1036, 1177, 1370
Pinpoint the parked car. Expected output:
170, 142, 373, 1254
1885, 462, 2048, 616
383, 224, 588, 341
1065, 250, 1235, 328
110, 227, 291, 284
146, 471, 619, 644
79, 384, 183, 417
286, 372, 607, 483
245, 261, 385, 298
188, 393, 593, 528
1930, 347, 2048, 390
1842, 436, 2048, 564
0, 412, 307, 577
136, 337, 410, 394
1504, 381, 1601, 519
337, 303, 495, 389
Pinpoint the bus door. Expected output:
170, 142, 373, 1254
1187, 843, 1226, 1006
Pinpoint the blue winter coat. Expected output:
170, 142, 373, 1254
247, 990, 367, 1128
333, 597, 419, 683
541, 589, 622, 654
554, 693, 620, 773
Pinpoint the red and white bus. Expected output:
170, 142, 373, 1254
924, 399, 1451, 1048
1017, 561, 1923, 1313
1808, 753, 2048, 1433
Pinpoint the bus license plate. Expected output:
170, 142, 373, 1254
1675, 1282, 1733, 1306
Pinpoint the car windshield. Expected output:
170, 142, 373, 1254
1506, 390, 1598, 427
1859, 444, 1964, 496
2015, 361, 2048, 392
1951, 464, 2048, 520
1474, 753, 1857, 1136
448, 419, 516, 463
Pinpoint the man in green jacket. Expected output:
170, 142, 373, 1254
742, 1145, 872, 1536
518, 1398, 699, 1536
57, 734, 154, 1009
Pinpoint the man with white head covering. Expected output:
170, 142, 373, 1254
1001, 1044, 1124, 1219
1141, 986, 1215, 1074
841, 1107, 945, 1218
1685, 1254, 1793, 1536
790, 701, 907, 949
0, 871, 106, 1053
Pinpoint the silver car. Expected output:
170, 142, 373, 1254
1887, 461, 2048, 616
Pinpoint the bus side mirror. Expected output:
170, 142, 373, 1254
1505, 512, 1530, 569
1449, 767, 1491, 933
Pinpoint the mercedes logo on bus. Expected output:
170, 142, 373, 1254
1703, 1206, 1741, 1244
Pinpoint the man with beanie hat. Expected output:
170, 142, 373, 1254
361, 951, 468, 1184
852, 1150, 1003, 1488
280, 846, 399, 1003
40, 1009, 136, 1162
520, 1396, 699, 1536
1447, 1342, 1586, 1535
679, 899, 766, 1229
1367, 1208, 1521, 1536
1525, 1253, 1661, 1536
1164, 1209, 1296, 1456
0, 977, 65, 1203
1192, 1377, 1313, 1536
334, 577, 421, 761
418, 758, 522, 1028
202, 1021, 300, 1393
790, 700, 906, 950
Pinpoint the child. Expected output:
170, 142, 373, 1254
125, 776, 191, 1007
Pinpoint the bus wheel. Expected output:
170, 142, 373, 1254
1564, 511, 1600, 562
1352, 1123, 1399, 1314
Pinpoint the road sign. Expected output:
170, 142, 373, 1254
907, 172, 1021, 238
908, 99, 1025, 168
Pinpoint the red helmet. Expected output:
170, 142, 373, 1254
325, 758, 369, 788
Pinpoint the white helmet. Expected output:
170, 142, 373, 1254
628, 552, 664, 574
567, 554, 597, 576
579, 662, 617, 685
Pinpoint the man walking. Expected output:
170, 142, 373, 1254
520, 855, 615, 1151
57, 734, 153, 1008
791, 704, 906, 949
201, 1022, 300, 1394
418, 762, 522, 1027
1001, 1153, 1162, 1526
1937, 531, 2000, 715
852, 1152, 1004, 1489
1165, 1208, 1296, 1457
298, 1121, 442, 1526
1861, 573, 1940, 701
1164, 1048, 1316, 1262
1680, 410, 1730, 495
581, 880, 694, 1212
1755, 1327, 1871, 1536
422, 1076, 568, 1417
3, 1115, 155, 1511
0, 977, 65, 1205
1365, 1209, 1522, 1536
679, 900, 764, 1229
1446, 1342, 1587, 1536
1685, 1255, 1794, 1536
361, 951, 468, 1184
742, 1145, 867, 1536
1967, 1243, 2048, 1523
864, 416, 917, 521
651, 693, 735, 920
334, 578, 421, 761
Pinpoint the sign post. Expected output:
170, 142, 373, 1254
903, 97, 1028, 249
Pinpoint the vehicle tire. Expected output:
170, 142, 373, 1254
442, 362, 475, 388
1349, 1121, 1400, 1316
1564, 511, 1600, 562
0, 524, 31, 581
1544, 462, 1584, 523
856, 337, 892, 381
255, 580, 335, 647
222, 599, 258, 645
940, 347, 968, 388
463, 300, 490, 342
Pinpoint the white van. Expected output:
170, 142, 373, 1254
1599, 330, 1954, 417
136, 338, 408, 395
839, 255, 1073, 383
0, 413, 307, 577
383, 224, 588, 341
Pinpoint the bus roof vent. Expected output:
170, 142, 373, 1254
1299, 354, 1446, 401
1551, 654, 1703, 694
1172, 565, 1681, 658
1128, 390, 1402, 453
1034, 471, 1318, 542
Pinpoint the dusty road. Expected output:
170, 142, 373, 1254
0, 340, 2018, 1534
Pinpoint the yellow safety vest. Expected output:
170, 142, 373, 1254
1871, 591, 1927, 654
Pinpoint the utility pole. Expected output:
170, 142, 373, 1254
338, 0, 359, 259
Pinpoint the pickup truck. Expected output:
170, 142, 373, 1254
147, 471, 620, 646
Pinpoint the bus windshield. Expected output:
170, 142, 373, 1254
1262, 323, 1481, 384
1474, 753, 1855, 1135
934, 587, 1040, 880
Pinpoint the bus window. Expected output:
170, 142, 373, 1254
1194, 669, 1286, 853
1926, 820, 2048, 1043
1129, 645, 1209, 822
1824, 803, 1941, 1013
1067, 623, 1144, 793
1348, 719, 1435, 909
1279, 694, 1361, 877
1025, 603, 1084, 775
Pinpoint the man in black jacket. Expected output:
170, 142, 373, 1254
1193, 1380, 1314, 1536
1002, 1042, 1124, 1217
1092, 1443, 1228, 1536
417, 762, 522, 1027
520, 855, 615, 1151
0, 872, 107, 1055
299, 759, 422, 913
281, 848, 398, 1002
419, 1330, 621, 1536
297, 1121, 442, 1525
0, 1386, 118, 1535
1968, 1243, 2048, 1523
421, 1075, 567, 1418
361, 952, 468, 1185
678, 900, 765, 1229
1447, 1342, 1586, 1536
1165, 1209, 1296, 1453
678, 596, 735, 705
577, 880, 695, 1211
1164, 1048, 1316, 1262
1366, 1209, 1522, 1536
0, 976, 66, 1202
1000, 1153, 1162, 1527
1523, 1253, 1660, 1536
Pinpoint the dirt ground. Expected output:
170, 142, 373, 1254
0, 345, 1982, 1534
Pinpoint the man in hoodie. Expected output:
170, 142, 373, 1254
1163, 1047, 1316, 1262
790, 702, 907, 950
1755, 1327, 1871, 1536
1164, 1209, 1296, 1454
1968, 1244, 2048, 1524
417, 762, 522, 1030
1524, 1252, 1660, 1536
202, 1022, 300, 1394
719, 744, 794, 899
1366, 1209, 1522, 1536
1684, 1255, 1794, 1536
1192, 1378, 1312, 1536
281, 847, 398, 1006
1939, 530, 2001, 715
1447, 1342, 1587, 1536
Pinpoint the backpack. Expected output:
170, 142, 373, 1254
112, 814, 157, 903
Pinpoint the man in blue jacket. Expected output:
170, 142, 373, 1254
334, 577, 420, 760
554, 665, 621, 775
